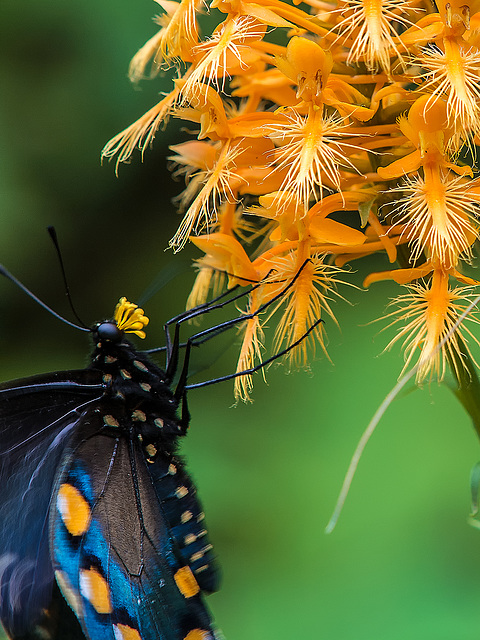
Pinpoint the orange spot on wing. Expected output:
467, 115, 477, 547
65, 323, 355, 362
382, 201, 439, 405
113, 623, 143, 640
79, 567, 112, 614
57, 484, 91, 536
174, 566, 200, 598
184, 630, 211, 640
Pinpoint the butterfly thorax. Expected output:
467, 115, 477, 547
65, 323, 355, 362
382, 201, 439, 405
88, 332, 184, 455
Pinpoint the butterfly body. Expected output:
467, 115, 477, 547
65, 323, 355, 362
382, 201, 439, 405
0, 311, 219, 640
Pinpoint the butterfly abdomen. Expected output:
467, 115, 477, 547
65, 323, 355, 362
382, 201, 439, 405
89, 334, 219, 589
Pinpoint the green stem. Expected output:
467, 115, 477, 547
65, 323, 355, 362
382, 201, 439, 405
446, 339, 480, 441
387, 244, 480, 437
393, 248, 480, 439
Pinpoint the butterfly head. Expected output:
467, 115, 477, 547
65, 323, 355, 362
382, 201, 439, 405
94, 297, 150, 342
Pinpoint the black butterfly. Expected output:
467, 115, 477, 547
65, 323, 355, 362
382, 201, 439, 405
0, 261, 321, 640
0, 292, 225, 640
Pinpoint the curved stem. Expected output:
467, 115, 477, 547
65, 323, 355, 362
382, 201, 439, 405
446, 339, 480, 440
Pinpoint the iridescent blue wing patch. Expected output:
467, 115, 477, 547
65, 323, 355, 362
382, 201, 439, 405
52, 410, 218, 640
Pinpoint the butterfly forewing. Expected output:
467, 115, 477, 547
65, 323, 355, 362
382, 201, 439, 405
0, 371, 104, 637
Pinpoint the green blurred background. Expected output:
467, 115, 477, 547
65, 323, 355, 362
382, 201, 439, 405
2, 1, 480, 638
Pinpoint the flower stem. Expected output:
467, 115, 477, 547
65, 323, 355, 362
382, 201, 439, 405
446, 339, 480, 440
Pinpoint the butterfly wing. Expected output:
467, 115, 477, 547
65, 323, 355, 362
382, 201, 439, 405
52, 411, 219, 640
148, 454, 220, 595
0, 371, 104, 637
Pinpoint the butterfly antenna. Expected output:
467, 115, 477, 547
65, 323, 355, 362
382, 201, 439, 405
0, 264, 90, 332
47, 226, 89, 330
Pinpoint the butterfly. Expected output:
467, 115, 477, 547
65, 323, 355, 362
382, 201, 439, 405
0, 295, 221, 640
0, 257, 322, 640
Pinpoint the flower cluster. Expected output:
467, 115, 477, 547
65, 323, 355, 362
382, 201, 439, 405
103, 0, 480, 399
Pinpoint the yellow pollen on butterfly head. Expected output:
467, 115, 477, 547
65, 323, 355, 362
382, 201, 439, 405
174, 566, 200, 598
114, 297, 149, 339
57, 484, 91, 536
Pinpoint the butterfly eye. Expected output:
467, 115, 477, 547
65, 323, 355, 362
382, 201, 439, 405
96, 321, 123, 342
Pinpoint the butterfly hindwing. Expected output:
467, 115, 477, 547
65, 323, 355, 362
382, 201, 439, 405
0, 371, 104, 638
51, 408, 218, 640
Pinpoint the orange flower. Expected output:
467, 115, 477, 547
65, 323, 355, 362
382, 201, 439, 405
384, 269, 480, 382
105, 0, 480, 395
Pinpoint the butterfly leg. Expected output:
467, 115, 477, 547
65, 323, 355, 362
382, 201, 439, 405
173, 260, 315, 397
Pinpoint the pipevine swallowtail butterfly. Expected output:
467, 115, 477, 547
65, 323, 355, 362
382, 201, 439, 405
0, 261, 320, 640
